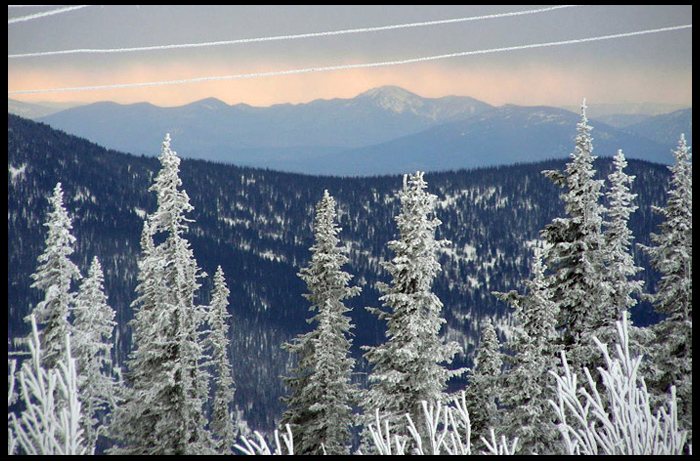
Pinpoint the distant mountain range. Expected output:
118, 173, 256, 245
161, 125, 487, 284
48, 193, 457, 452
9, 86, 691, 175
299, 105, 690, 176
7, 98, 83, 119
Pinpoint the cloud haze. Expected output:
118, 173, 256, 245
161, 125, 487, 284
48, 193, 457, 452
8, 5, 692, 108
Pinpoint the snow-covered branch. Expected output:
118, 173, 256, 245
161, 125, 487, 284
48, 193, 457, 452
234, 424, 294, 455
10, 316, 86, 455
549, 316, 688, 455
364, 391, 517, 455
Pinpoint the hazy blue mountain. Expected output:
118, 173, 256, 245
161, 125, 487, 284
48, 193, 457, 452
301, 105, 675, 176
561, 102, 690, 119
8, 114, 670, 432
591, 113, 652, 129
623, 108, 692, 148
37, 85, 492, 164
8, 98, 85, 119
38, 87, 688, 176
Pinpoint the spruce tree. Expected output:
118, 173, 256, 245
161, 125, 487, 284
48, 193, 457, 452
464, 318, 502, 447
281, 190, 360, 455
362, 172, 464, 441
641, 134, 692, 322
603, 149, 644, 321
28, 182, 82, 369
540, 100, 609, 369
494, 248, 560, 454
640, 134, 692, 436
600, 149, 651, 364
109, 134, 212, 455
72, 256, 119, 452
207, 266, 237, 454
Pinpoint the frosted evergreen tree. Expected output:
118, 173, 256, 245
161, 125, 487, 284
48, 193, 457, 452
109, 134, 213, 455
464, 318, 502, 447
494, 248, 561, 454
27, 182, 82, 369
207, 266, 237, 454
281, 190, 360, 455
639, 134, 692, 436
540, 100, 609, 369
603, 150, 644, 321
72, 256, 119, 452
600, 149, 651, 365
641, 134, 692, 322
362, 172, 464, 443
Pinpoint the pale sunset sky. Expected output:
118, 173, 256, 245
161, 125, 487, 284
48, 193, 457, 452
8, 5, 692, 108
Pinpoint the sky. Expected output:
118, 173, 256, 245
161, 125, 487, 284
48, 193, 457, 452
7, 5, 693, 109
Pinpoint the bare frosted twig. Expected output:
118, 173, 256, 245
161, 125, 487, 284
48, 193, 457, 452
549, 316, 688, 455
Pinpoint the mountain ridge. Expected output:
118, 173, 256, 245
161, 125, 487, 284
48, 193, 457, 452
14, 87, 690, 177
277, 104, 679, 175
36, 85, 492, 163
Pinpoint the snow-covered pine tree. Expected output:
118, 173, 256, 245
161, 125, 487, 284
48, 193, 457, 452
464, 318, 502, 447
493, 248, 561, 454
540, 100, 609, 370
600, 149, 651, 365
603, 150, 644, 321
281, 190, 360, 455
109, 134, 213, 455
72, 256, 119, 452
641, 134, 692, 322
639, 134, 692, 437
207, 266, 237, 454
27, 182, 82, 369
362, 171, 464, 442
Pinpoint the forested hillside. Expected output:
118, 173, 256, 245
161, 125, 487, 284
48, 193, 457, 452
8, 113, 671, 431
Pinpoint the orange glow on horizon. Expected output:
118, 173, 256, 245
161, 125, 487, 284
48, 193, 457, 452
8, 59, 693, 109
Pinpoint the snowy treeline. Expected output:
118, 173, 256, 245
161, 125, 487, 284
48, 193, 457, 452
8, 104, 691, 455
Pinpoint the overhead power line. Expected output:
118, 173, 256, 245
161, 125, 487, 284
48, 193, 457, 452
7, 5, 89, 24
7, 24, 692, 96
8, 5, 578, 59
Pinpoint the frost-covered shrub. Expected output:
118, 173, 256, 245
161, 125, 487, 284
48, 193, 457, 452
363, 391, 518, 455
234, 424, 294, 455
549, 316, 688, 455
9, 316, 86, 455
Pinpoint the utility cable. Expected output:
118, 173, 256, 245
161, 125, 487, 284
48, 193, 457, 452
7, 24, 691, 96
9, 5, 577, 59
8, 5, 89, 25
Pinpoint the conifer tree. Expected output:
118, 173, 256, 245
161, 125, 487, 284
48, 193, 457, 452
639, 134, 692, 436
109, 134, 212, 455
600, 149, 651, 364
540, 100, 609, 368
464, 318, 502, 446
494, 248, 560, 454
603, 150, 644, 321
28, 182, 82, 369
362, 172, 464, 441
207, 266, 237, 454
72, 256, 119, 452
641, 134, 692, 322
281, 190, 360, 455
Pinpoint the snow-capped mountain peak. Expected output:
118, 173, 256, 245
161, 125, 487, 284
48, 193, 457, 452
357, 85, 425, 114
